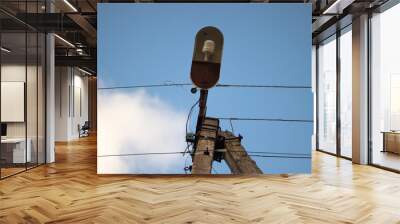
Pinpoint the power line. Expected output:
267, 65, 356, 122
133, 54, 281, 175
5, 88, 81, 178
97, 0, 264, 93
231, 151, 311, 156
219, 117, 313, 123
197, 150, 311, 155
216, 84, 310, 89
186, 99, 199, 137
97, 152, 185, 157
98, 83, 311, 90
249, 155, 311, 159
99, 83, 190, 90
184, 99, 199, 154
229, 119, 235, 134
98, 150, 311, 158
183, 153, 191, 174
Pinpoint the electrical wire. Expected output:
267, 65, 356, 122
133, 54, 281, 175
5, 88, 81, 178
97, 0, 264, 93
248, 155, 311, 159
98, 83, 311, 90
98, 150, 311, 158
182, 99, 201, 172
99, 83, 191, 90
218, 117, 313, 123
97, 152, 186, 157
185, 99, 200, 154
229, 119, 235, 134
183, 144, 191, 156
227, 151, 311, 156
186, 99, 200, 138
98, 82, 313, 170
183, 153, 191, 174
216, 84, 310, 89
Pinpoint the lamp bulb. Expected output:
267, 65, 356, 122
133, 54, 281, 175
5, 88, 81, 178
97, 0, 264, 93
202, 40, 215, 55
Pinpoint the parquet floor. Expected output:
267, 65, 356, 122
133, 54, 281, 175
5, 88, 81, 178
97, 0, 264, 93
1, 135, 400, 223
1, 167, 26, 178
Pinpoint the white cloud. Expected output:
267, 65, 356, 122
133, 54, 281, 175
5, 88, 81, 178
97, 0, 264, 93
97, 89, 188, 174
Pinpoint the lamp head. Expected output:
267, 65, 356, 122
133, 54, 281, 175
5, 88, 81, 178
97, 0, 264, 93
190, 26, 224, 90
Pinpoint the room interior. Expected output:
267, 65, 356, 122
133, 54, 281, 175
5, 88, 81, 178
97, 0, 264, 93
370, 5, 400, 171
0, 0, 400, 222
0, 31, 46, 178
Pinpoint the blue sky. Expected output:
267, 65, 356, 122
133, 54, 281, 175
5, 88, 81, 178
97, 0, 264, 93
97, 3, 312, 174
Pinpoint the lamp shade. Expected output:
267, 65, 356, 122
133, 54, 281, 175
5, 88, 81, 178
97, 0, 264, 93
190, 26, 224, 89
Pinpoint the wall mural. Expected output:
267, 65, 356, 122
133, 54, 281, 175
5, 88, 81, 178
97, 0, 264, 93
97, 3, 313, 174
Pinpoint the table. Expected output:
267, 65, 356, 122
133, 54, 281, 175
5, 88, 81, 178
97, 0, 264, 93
1, 138, 32, 164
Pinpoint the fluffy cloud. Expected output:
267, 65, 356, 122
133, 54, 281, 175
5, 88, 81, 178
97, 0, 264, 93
97, 89, 188, 174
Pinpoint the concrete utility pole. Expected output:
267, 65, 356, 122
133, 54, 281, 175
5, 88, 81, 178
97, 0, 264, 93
191, 118, 219, 174
192, 123, 263, 174
189, 26, 262, 174
220, 131, 263, 174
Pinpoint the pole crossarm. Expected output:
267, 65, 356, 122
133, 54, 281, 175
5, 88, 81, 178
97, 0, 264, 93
191, 119, 263, 175
219, 131, 263, 175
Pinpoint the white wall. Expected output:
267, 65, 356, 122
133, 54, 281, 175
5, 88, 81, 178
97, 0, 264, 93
55, 66, 69, 141
55, 67, 89, 141
1, 65, 39, 138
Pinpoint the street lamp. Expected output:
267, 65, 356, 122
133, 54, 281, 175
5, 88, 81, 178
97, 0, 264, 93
189, 26, 224, 143
190, 26, 224, 90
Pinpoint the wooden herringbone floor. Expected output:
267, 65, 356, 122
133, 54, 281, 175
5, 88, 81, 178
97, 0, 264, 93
1, 135, 400, 224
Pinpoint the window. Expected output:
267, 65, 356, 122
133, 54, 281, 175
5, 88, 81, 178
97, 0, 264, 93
339, 27, 352, 158
370, 2, 400, 171
317, 35, 337, 154
0, 1, 47, 179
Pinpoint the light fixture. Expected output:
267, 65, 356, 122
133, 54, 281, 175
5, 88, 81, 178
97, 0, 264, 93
78, 67, 93, 76
1, 47, 11, 53
190, 26, 224, 90
54, 34, 75, 48
322, 0, 354, 15
63, 0, 78, 12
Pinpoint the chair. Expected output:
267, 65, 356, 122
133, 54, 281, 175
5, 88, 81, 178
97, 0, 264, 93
79, 121, 90, 138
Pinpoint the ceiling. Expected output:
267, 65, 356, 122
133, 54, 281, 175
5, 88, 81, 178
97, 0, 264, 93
0, 0, 391, 74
